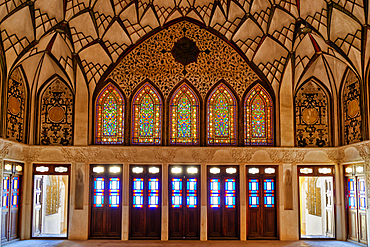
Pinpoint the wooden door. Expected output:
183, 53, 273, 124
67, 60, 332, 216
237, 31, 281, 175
1, 175, 10, 242
9, 176, 20, 240
33, 176, 43, 237
346, 177, 358, 241
247, 166, 277, 239
130, 165, 161, 239
90, 165, 122, 239
169, 165, 200, 240
324, 178, 334, 238
357, 178, 367, 244
208, 166, 239, 239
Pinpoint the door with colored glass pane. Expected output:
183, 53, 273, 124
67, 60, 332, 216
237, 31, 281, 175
90, 165, 122, 239
345, 164, 367, 245
2, 162, 22, 243
208, 166, 239, 239
169, 165, 200, 240
130, 165, 161, 239
247, 166, 277, 239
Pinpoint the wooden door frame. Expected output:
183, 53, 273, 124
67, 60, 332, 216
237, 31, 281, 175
297, 165, 336, 240
88, 164, 123, 240
246, 165, 279, 240
30, 164, 71, 239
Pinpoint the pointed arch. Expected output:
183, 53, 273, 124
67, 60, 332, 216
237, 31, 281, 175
206, 82, 237, 145
244, 83, 273, 146
5, 66, 28, 143
38, 76, 74, 146
131, 82, 162, 145
295, 78, 331, 147
169, 82, 200, 145
95, 83, 125, 144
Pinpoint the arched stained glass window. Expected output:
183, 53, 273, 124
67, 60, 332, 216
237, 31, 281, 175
95, 83, 124, 144
244, 84, 273, 145
169, 83, 199, 145
132, 83, 162, 145
207, 83, 237, 145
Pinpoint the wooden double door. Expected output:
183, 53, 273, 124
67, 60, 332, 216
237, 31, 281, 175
208, 166, 239, 239
169, 165, 200, 240
247, 166, 277, 239
345, 165, 367, 245
90, 164, 122, 239
130, 165, 161, 239
1, 162, 22, 243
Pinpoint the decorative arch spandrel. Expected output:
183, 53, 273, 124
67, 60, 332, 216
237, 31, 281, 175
295, 79, 330, 147
38, 78, 74, 146
6, 67, 28, 143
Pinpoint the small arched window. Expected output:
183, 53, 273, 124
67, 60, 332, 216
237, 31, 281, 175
169, 83, 199, 145
95, 83, 125, 144
244, 84, 273, 145
207, 83, 237, 145
132, 83, 162, 145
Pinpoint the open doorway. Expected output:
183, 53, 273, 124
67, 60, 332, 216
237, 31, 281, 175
32, 164, 70, 238
298, 166, 335, 239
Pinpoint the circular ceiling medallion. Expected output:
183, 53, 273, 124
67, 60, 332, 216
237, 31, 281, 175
48, 106, 65, 123
347, 99, 360, 118
302, 108, 319, 125
8, 96, 21, 115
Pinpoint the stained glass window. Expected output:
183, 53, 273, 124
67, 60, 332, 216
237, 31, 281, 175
93, 178, 104, 207
225, 179, 236, 208
263, 179, 275, 208
359, 178, 366, 210
170, 83, 199, 145
207, 83, 237, 145
148, 178, 159, 208
245, 84, 273, 145
171, 178, 182, 208
348, 178, 356, 209
186, 178, 197, 208
210, 178, 221, 208
2, 177, 9, 209
12, 177, 19, 208
132, 83, 162, 145
133, 178, 144, 208
95, 83, 124, 144
249, 179, 259, 208
109, 178, 120, 208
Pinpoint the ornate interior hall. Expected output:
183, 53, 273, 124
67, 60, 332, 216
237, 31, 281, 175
0, 0, 370, 245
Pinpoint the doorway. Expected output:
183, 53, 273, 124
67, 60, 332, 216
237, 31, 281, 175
298, 166, 335, 239
32, 164, 69, 238
246, 166, 278, 239
344, 164, 367, 245
2, 162, 23, 243
207, 165, 239, 239
129, 165, 161, 239
89, 164, 122, 239
169, 165, 200, 240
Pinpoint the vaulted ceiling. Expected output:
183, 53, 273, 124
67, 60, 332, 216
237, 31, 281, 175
0, 0, 369, 94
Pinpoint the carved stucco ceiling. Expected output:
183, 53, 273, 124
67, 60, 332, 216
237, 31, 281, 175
0, 0, 369, 94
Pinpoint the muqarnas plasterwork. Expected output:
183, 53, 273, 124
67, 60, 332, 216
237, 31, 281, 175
342, 70, 362, 145
295, 80, 330, 147
40, 79, 74, 146
6, 67, 27, 143
108, 21, 260, 100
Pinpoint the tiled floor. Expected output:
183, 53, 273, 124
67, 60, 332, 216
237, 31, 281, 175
2, 240, 364, 247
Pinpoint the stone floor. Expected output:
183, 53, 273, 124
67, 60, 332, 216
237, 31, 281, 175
2, 240, 365, 247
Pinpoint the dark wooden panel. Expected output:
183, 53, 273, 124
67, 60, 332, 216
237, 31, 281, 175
224, 210, 237, 237
10, 209, 18, 240
185, 209, 199, 238
359, 212, 367, 244
147, 208, 161, 237
130, 208, 145, 237
90, 210, 105, 238
1, 212, 8, 241
107, 208, 121, 238
208, 209, 222, 238
263, 209, 276, 237
169, 210, 182, 238
248, 209, 260, 237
